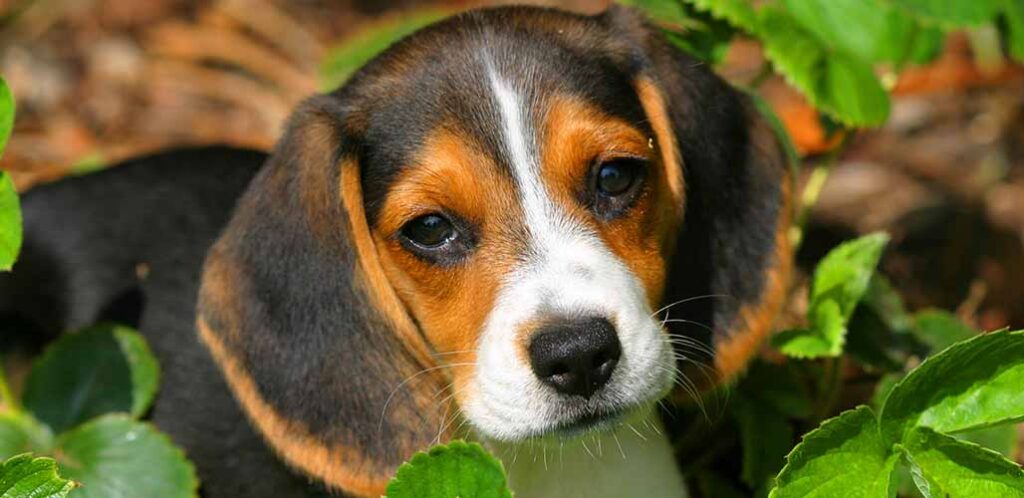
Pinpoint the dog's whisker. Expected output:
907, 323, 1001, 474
661, 318, 716, 335
626, 422, 647, 442
581, 439, 596, 460
612, 432, 627, 460
650, 293, 732, 318
378, 362, 474, 432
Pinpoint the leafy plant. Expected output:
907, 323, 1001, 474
0, 76, 19, 272
772, 330, 1024, 498
0, 454, 76, 498
385, 441, 512, 498
0, 325, 197, 498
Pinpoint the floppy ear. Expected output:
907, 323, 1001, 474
196, 96, 449, 497
603, 7, 794, 384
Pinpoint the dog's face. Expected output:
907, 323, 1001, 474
359, 25, 685, 441
198, 5, 790, 496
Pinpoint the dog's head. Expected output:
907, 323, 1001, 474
197, 5, 791, 496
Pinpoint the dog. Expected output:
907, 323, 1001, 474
0, 5, 792, 497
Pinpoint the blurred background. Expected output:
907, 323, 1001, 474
0, 0, 1022, 332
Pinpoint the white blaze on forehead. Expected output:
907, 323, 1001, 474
485, 63, 584, 253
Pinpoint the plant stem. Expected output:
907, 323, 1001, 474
788, 135, 851, 250
0, 357, 17, 412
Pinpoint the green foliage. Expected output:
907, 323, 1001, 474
758, 6, 892, 127
901, 427, 1024, 497
0, 173, 20, 272
892, 0, 1003, 27
774, 233, 889, 358
770, 407, 898, 498
1004, 0, 1024, 61
23, 325, 159, 434
771, 330, 1024, 498
0, 454, 76, 498
319, 10, 448, 91
879, 329, 1024, 445
0, 77, 13, 158
0, 326, 196, 498
55, 415, 197, 498
385, 441, 511, 498
0, 77, 19, 272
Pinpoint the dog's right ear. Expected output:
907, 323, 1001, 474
196, 96, 449, 497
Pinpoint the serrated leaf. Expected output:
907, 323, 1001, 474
784, 0, 940, 65
23, 324, 160, 433
901, 426, 1024, 497
913, 309, 977, 353
0, 454, 76, 498
758, 8, 890, 127
0, 173, 21, 272
0, 77, 13, 158
774, 233, 889, 358
1001, 0, 1024, 61
0, 413, 52, 460
55, 415, 197, 498
733, 395, 793, 488
891, 0, 1002, 27
847, 275, 919, 371
770, 406, 898, 498
880, 329, 1024, 445
683, 0, 759, 34
386, 441, 510, 498
319, 9, 448, 91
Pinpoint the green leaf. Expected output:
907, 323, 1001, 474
770, 406, 898, 498
758, 7, 891, 127
0, 172, 21, 272
621, 0, 690, 26
891, 0, 1002, 28
386, 441, 511, 498
913, 309, 977, 353
733, 395, 793, 489
0, 77, 13, 158
774, 233, 890, 358
0, 454, 76, 498
319, 9, 448, 91
1000, 0, 1024, 62
959, 424, 1020, 459
23, 324, 160, 433
846, 276, 917, 371
880, 329, 1024, 445
901, 426, 1024, 497
683, 0, 759, 34
784, 0, 938, 64
0, 413, 52, 460
56, 415, 197, 498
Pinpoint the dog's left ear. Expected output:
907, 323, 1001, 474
602, 6, 794, 383
196, 96, 448, 497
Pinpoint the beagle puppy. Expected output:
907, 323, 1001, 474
1, 5, 791, 497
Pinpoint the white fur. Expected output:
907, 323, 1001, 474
462, 62, 675, 443
485, 410, 688, 498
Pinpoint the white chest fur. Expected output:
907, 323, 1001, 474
484, 412, 688, 498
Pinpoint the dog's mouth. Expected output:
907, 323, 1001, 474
550, 407, 629, 438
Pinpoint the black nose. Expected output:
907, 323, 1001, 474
528, 316, 621, 398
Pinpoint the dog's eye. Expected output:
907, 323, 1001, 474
589, 158, 646, 219
596, 160, 639, 196
401, 214, 455, 248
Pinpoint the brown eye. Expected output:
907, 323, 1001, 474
589, 158, 646, 220
401, 214, 455, 248
596, 160, 638, 196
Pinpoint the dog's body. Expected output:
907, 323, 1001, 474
1, 5, 790, 497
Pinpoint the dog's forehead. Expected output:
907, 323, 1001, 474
342, 7, 652, 220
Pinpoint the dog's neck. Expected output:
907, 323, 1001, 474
481, 410, 688, 498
